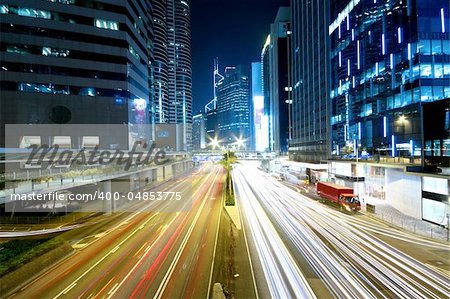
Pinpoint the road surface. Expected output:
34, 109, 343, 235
233, 162, 450, 299
8, 163, 225, 299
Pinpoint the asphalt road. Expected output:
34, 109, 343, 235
8, 163, 226, 299
233, 162, 450, 299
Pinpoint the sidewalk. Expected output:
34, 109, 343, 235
363, 198, 449, 242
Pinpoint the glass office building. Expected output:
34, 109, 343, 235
0, 0, 154, 146
262, 7, 292, 154
289, 0, 331, 162
329, 0, 449, 164
217, 65, 251, 148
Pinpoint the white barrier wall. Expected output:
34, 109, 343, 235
422, 176, 449, 225
385, 168, 422, 219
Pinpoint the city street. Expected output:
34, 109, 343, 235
233, 162, 450, 299
7, 163, 225, 299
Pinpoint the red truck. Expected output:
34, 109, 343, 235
317, 182, 361, 212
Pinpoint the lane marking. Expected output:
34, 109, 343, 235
206, 181, 223, 298
235, 170, 260, 299
62, 283, 77, 295
154, 171, 221, 299
52, 213, 159, 299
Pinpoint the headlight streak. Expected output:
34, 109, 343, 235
234, 171, 316, 299
234, 163, 450, 299
236, 167, 376, 299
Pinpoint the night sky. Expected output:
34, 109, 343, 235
190, 0, 290, 113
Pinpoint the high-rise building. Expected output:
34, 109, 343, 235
0, 0, 154, 146
167, 0, 192, 150
152, 0, 169, 124
217, 65, 251, 149
329, 0, 449, 163
192, 112, 205, 150
289, 0, 331, 162
205, 108, 218, 147
261, 7, 292, 154
252, 62, 269, 152
327, 0, 449, 225
151, 0, 192, 151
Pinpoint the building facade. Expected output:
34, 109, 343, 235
289, 0, 331, 163
192, 112, 205, 150
0, 0, 154, 146
262, 7, 292, 154
329, 0, 449, 165
252, 62, 269, 152
151, 0, 192, 151
205, 108, 218, 147
327, 0, 450, 225
166, 0, 192, 150
152, 0, 169, 124
217, 65, 251, 149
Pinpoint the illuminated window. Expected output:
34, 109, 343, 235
79, 87, 96, 97
0, 4, 8, 14
420, 64, 432, 77
94, 19, 119, 30
129, 46, 140, 60
6, 45, 30, 55
420, 86, 433, 101
431, 40, 442, 54
434, 63, 443, 78
418, 40, 431, 55
17, 7, 51, 19
46, 0, 75, 3
433, 86, 444, 100
443, 63, 450, 77
42, 47, 70, 57
443, 39, 450, 55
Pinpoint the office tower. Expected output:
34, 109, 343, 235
0, 1, 154, 146
192, 112, 206, 150
261, 7, 292, 154
166, 0, 192, 151
289, 0, 330, 162
252, 62, 269, 152
329, 0, 449, 164
205, 109, 218, 147
328, 0, 449, 225
217, 65, 251, 149
153, 0, 169, 124
203, 59, 223, 148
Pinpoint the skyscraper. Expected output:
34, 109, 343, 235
329, 0, 449, 163
151, 0, 192, 151
327, 0, 449, 225
289, 0, 331, 162
252, 62, 269, 152
152, 0, 169, 124
217, 65, 251, 149
167, 0, 192, 150
192, 112, 205, 150
261, 7, 292, 154
0, 0, 154, 146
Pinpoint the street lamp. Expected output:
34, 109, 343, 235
210, 138, 220, 150
235, 137, 245, 149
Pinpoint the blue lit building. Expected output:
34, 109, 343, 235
192, 112, 205, 150
217, 65, 251, 149
327, 0, 450, 225
261, 7, 292, 154
330, 0, 449, 165
252, 62, 269, 152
